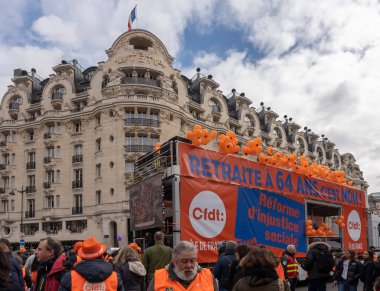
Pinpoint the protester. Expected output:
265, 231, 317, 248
232, 247, 290, 291
0, 238, 24, 291
59, 236, 123, 291
225, 244, 250, 290
33, 237, 67, 291
281, 245, 298, 291
129, 242, 143, 259
0, 247, 23, 291
333, 249, 363, 291
113, 245, 146, 290
213, 240, 237, 291
361, 250, 375, 291
142, 231, 172, 286
147, 240, 218, 290
301, 239, 335, 291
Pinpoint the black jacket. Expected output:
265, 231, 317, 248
333, 258, 362, 285
301, 242, 332, 279
58, 259, 124, 291
114, 262, 145, 291
360, 259, 375, 290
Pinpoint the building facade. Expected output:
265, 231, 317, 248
0, 29, 368, 247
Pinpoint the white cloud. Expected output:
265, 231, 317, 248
32, 15, 79, 46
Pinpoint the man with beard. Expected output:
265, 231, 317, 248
147, 241, 219, 290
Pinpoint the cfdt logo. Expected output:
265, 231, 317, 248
189, 191, 226, 238
347, 210, 361, 241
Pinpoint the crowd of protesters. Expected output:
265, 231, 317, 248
2, 234, 380, 291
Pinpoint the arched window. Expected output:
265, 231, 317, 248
273, 127, 282, 139
9, 95, 22, 109
244, 115, 254, 127
297, 138, 305, 149
52, 86, 65, 100
208, 99, 220, 113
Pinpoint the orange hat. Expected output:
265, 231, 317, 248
78, 237, 107, 260
129, 242, 141, 252
73, 241, 83, 253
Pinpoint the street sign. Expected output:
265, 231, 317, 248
19, 239, 25, 247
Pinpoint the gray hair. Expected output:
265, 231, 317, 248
154, 231, 165, 242
172, 241, 197, 261
287, 245, 296, 252
113, 246, 140, 264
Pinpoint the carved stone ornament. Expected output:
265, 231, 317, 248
93, 216, 103, 229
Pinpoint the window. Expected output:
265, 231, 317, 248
42, 221, 62, 234
208, 99, 220, 113
95, 115, 101, 126
52, 85, 65, 99
47, 124, 55, 134
138, 110, 147, 119
138, 135, 147, 145
2, 176, 9, 188
11, 131, 16, 142
56, 170, 60, 183
125, 135, 134, 146
28, 175, 35, 187
245, 116, 254, 127
46, 171, 54, 183
28, 131, 34, 141
27, 199, 35, 214
56, 195, 60, 207
96, 190, 101, 204
47, 147, 54, 158
2, 154, 9, 165
74, 122, 81, 133
150, 112, 158, 120
11, 154, 15, 165
74, 169, 83, 183
11, 176, 15, 188
125, 110, 134, 119
96, 164, 102, 178
46, 196, 54, 209
56, 146, 61, 157
28, 152, 35, 163
96, 139, 101, 151
74, 144, 82, 156
110, 188, 114, 196
74, 194, 82, 208
66, 220, 87, 233
11, 200, 15, 211
151, 136, 159, 146
1, 200, 9, 212
125, 161, 134, 173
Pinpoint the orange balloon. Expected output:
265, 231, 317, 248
201, 137, 210, 145
306, 231, 312, 236
193, 124, 202, 132
193, 138, 201, 147
311, 229, 317, 236
340, 223, 345, 228
347, 181, 353, 186
210, 130, 217, 139
307, 226, 313, 231
339, 216, 344, 221
201, 129, 209, 138
306, 220, 313, 226
186, 131, 194, 140
194, 129, 202, 139
336, 220, 342, 225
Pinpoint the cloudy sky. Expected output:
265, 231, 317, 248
1, 0, 379, 193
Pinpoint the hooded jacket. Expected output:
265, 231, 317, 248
301, 241, 332, 279
213, 247, 236, 289
333, 257, 362, 285
232, 267, 290, 291
114, 261, 146, 291
58, 259, 124, 291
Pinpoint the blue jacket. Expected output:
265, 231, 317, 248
58, 259, 124, 291
212, 248, 236, 289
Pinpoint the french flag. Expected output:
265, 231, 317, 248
128, 6, 137, 31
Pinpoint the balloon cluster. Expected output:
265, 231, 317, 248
305, 220, 335, 237
186, 124, 217, 147
242, 137, 263, 156
218, 131, 240, 154
335, 216, 345, 228
19, 247, 26, 253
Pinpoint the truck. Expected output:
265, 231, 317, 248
127, 136, 367, 280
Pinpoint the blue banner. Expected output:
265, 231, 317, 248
235, 187, 307, 253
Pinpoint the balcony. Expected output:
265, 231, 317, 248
26, 186, 36, 194
51, 92, 63, 108
72, 180, 83, 189
44, 157, 53, 164
26, 162, 36, 170
72, 155, 83, 164
0, 141, 6, 147
0, 164, 6, 170
123, 77, 160, 88
0, 187, 6, 194
43, 182, 52, 189
124, 145, 154, 153
124, 118, 159, 127
25, 211, 35, 218
72, 206, 83, 215
71, 107, 83, 113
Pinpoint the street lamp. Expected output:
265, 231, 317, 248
9, 186, 27, 237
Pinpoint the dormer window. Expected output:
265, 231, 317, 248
52, 86, 65, 100
245, 116, 254, 127
9, 95, 22, 109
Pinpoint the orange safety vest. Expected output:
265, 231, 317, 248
284, 254, 298, 279
154, 268, 214, 291
71, 270, 118, 291
276, 264, 285, 280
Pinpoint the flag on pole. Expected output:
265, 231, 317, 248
128, 6, 137, 31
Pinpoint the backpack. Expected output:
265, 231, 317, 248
315, 250, 335, 273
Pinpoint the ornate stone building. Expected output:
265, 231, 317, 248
0, 29, 368, 247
